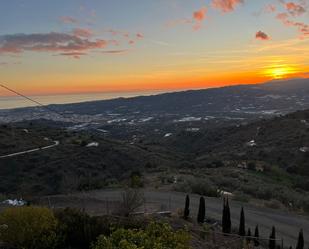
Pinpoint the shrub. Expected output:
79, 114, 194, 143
0, 206, 58, 249
92, 222, 191, 249
189, 179, 219, 197
54, 208, 109, 249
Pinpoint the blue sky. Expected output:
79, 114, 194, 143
0, 0, 308, 96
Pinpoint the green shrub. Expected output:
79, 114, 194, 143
0, 206, 59, 249
92, 222, 191, 249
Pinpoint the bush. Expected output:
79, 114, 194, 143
190, 179, 219, 197
92, 222, 191, 249
0, 206, 59, 249
55, 208, 109, 249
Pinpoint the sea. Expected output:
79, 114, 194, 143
0, 90, 170, 110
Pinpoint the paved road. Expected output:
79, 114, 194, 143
0, 140, 59, 158
81, 189, 309, 248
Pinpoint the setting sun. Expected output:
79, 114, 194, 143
263, 65, 298, 79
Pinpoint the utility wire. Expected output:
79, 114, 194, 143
0, 83, 69, 120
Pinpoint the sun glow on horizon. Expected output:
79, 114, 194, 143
263, 65, 299, 79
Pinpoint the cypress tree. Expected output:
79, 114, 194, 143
184, 195, 190, 220
239, 207, 246, 236
226, 198, 231, 233
197, 196, 205, 223
254, 225, 260, 246
247, 228, 252, 243
296, 229, 304, 249
222, 197, 226, 232
269, 226, 276, 249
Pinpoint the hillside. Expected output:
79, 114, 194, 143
0, 122, 178, 196
156, 109, 309, 175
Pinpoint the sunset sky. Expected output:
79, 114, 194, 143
0, 0, 309, 96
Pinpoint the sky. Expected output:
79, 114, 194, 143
0, 0, 309, 97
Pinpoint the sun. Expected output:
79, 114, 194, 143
263, 65, 297, 79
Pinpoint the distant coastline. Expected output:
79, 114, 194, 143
0, 90, 169, 110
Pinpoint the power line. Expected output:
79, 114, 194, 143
0, 83, 68, 120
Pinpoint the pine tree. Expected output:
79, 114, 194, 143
296, 229, 304, 249
269, 226, 276, 249
197, 196, 205, 223
254, 225, 260, 246
184, 195, 190, 220
239, 207, 245, 236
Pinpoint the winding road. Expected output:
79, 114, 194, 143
80, 189, 309, 248
0, 140, 59, 159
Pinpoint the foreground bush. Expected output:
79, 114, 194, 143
55, 208, 109, 249
92, 222, 191, 249
0, 206, 58, 249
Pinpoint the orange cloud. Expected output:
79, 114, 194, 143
276, 12, 309, 38
193, 7, 207, 21
255, 31, 271, 40
72, 28, 93, 38
284, 2, 306, 16
211, 0, 244, 13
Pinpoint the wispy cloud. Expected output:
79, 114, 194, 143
265, 4, 277, 13
0, 26, 144, 58
276, 12, 309, 38
284, 2, 306, 16
59, 16, 78, 24
0, 32, 108, 55
72, 28, 93, 38
211, 0, 244, 13
99, 49, 130, 54
57, 52, 87, 59
106, 29, 144, 45
167, 7, 208, 30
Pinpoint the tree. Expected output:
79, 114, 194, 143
269, 226, 276, 249
254, 225, 260, 246
247, 228, 252, 243
222, 197, 231, 234
120, 188, 144, 217
296, 229, 304, 249
184, 195, 190, 220
0, 207, 58, 249
92, 222, 191, 249
197, 196, 206, 223
239, 207, 246, 236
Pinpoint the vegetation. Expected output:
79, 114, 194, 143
222, 197, 231, 234
92, 222, 191, 249
197, 197, 205, 224
296, 229, 304, 249
119, 188, 144, 217
184, 195, 190, 220
2, 107, 309, 213
238, 207, 245, 236
0, 206, 59, 249
254, 225, 260, 246
269, 226, 276, 249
